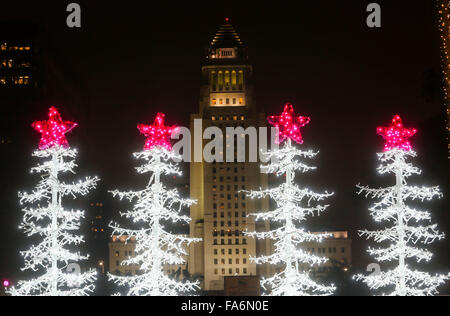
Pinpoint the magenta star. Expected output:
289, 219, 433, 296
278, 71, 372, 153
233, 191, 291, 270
137, 113, 178, 151
377, 115, 417, 152
32, 107, 77, 150
268, 103, 310, 144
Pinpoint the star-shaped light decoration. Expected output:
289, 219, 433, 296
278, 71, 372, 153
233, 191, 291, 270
377, 115, 417, 152
137, 113, 179, 151
268, 103, 311, 145
32, 107, 78, 150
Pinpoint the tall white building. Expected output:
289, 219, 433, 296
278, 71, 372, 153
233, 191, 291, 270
188, 20, 272, 291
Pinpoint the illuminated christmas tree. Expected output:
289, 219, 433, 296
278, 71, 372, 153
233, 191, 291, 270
355, 115, 449, 296
245, 104, 335, 296
9, 107, 99, 296
108, 113, 201, 296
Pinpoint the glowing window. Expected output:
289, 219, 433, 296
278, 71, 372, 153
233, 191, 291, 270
231, 70, 237, 89
218, 71, 223, 90
225, 71, 230, 90
238, 71, 244, 90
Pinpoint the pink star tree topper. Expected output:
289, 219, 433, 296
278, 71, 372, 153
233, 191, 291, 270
137, 113, 179, 151
377, 115, 417, 152
267, 103, 310, 145
32, 107, 78, 150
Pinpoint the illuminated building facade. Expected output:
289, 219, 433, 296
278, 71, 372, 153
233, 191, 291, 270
86, 201, 109, 274
0, 22, 41, 151
0, 23, 37, 88
189, 20, 272, 291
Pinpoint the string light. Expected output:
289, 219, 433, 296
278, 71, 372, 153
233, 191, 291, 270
245, 104, 335, 296
437, 0, 450, 161
355, 118, 449, 296
109, 114, 200, 296
32, 107, 77, 150
267, 103, 310, 145
9, 107, 99, 296
137, 113, 179, 151
376, 115, 417, 152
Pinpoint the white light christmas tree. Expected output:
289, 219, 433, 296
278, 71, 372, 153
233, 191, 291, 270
108, 113, 201, 296
245, 104, 335, 296
9, 107, 99, 296
355, 115, 449, 296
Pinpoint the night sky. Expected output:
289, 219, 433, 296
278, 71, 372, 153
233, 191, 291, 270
0, 0, 448, 287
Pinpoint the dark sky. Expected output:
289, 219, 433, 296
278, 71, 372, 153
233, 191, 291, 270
0, 0, 448, 282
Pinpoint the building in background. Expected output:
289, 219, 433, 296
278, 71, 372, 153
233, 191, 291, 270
86, 200, 109, 274
0, 22, 38, 89
109, 235, 139, 276
0, 21, 41, 149
189, 19, 272, 292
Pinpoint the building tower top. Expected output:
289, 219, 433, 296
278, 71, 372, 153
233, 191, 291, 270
208, 19, 246, 61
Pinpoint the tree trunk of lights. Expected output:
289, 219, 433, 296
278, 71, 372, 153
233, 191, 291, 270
394, 152, 406, 296
50, 152, 59, 296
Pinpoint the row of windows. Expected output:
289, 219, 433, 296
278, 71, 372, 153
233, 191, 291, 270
213, 211, 247, 219
210, 70, 244, 91
212, 115, 245, 121
213, 202, 247, 211
0, 59, 31, 68
114, 250, 134, 257
214, 258, 248, 265
213, 167, 242, 174
213, 212, 246, 223
213, 229, 244, 237
211, 98, 244, 106
213, 183, 246, 191
213, 239, 248, 245
213, 193, 246, 201
213, 201, 247, 209
0, 137, 12, 145
214, 248, 247, 255
0, 44, 31, 51
0, 76, 30, 85
215, 268, 248, 275
212, 176, 246, 184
